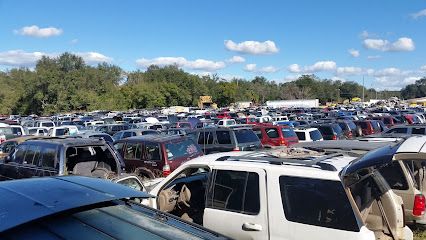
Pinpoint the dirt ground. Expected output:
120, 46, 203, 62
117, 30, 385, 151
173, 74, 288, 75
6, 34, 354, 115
411, 225, 426, 240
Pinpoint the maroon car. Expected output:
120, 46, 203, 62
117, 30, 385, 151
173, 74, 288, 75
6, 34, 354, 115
114, 135, 203, 178
252, 124, 299, 147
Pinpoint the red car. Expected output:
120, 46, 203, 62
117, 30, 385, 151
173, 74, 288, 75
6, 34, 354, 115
354, 120, 382, 136
253, 124, 299, 147
114, 135, 203, 178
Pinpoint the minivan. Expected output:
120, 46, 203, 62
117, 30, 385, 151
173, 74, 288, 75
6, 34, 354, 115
189, 126, 262, 154
253, 124, 299, 147
114, 135, 203, 178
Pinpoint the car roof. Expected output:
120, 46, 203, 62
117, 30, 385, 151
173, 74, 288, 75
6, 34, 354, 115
121, 134, 185, 142
24, 137, 107, 147
0, 176, 150, 232
177, 151, 354, 181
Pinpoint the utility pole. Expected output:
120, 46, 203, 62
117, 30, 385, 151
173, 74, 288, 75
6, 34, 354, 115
362, 75, 365, 103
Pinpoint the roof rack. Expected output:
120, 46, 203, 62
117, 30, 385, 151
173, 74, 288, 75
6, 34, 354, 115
218, 152, 343, 171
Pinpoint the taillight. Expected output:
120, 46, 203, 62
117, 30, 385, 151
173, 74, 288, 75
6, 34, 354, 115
332, 135, 337, 140
413, 194, 425, 216
232, 147, 240, 151
163, 164, 171, 177
347, 131, 353, 138
280, 139, 286, 145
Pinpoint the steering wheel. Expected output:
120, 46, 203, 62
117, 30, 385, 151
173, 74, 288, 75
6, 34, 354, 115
178, 184, 191, 208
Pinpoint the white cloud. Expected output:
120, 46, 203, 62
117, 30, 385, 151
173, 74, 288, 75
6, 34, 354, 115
348, 49, 360, 57
244, 63, 257, 72
367, 55, 381, 60
287, 64, 301, 73
14, 25, 63, 38
283, 75, 301, 82
224, 40, 279, 55
360, 30, 370, 39
0, 50, 111, 67
70, 39, 79, 44
305, 61, 337, 72
363, 37, 415, 52
336, 67, 363, 75
287, 61, 337, 74
76, 52, 112, 64
135, 57, 226, 71
421, 65, 426, 71
220, 74, 244, 81
0, 50, 47, 66
373, 67, 402, 77
227, 56, 245, 63
331, 76, 347, 82
244, 63, 278, 73
411, 9, 426, 19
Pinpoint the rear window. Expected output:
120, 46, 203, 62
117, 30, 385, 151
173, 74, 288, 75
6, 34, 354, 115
347, 121, 356, 130
41, 122, 54, 127
234, 129, 259, 143
295, 131, 305, 140
216, 130, 232, 144
309, 129, 322, 141
279, 176, 359, 231
281, 128, 297, 138
337, 122, 348, 131
331, 124, 343, 134
318, 126, 333, 135
358, 121, 368, 129
379, 162, 408, 190
165, 139, 201, 160
412, 127, 426, 135
386, 127, 407, 134
383, 118, 391, 124
0, 127, 13, 135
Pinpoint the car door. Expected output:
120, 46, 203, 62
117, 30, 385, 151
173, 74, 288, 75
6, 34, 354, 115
203, 166, 268, 240
0, 144, 28, 180
18, 144, 41, 179
141, 142, 162, 174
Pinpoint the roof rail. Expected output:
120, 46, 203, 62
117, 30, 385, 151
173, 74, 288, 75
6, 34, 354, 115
218, 152, 342, 171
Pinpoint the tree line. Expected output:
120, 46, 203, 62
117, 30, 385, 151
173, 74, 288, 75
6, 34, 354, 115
0, 53, 402, 115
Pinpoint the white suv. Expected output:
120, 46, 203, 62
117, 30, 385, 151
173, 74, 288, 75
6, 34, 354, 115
294, 127, 323, 142
148, 151, 412, 240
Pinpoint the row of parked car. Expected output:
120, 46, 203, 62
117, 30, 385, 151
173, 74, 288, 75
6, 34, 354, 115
1, 108, 426, 239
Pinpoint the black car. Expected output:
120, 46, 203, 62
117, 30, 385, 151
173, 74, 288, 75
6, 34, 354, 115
0, 176, 230, 240
188, 126, 262, 154
0, 137, 124, 180
310, 123, 345, 140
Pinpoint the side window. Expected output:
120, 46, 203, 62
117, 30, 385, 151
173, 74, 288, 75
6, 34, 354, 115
279, 176, 359, 231
113, 142, 124, 154
412, 128, 426, 135
216, 131, 232, 144
23, 145, 36, 165
124, 143, 141, 159
379, 162, 409, 190
41, 146, 57, 169
198, 131, 213, 144
13, 145, 28, 164
295, 131, 306, 140
122, 132, 133, 138
387, 128, 406, 134
253, 129, 263, 139
206, 170, 260, 215
265, 128, 279, 138
143, 142, 161, 161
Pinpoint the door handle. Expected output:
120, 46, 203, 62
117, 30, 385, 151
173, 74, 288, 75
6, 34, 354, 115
242, 222, 262, 232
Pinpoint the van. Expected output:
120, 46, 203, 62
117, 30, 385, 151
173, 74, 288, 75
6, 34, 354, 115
253, 124, 299, 147
190, 126, 262, 154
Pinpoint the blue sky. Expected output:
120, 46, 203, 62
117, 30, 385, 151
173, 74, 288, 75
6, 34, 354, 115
0, 0, 425, 90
